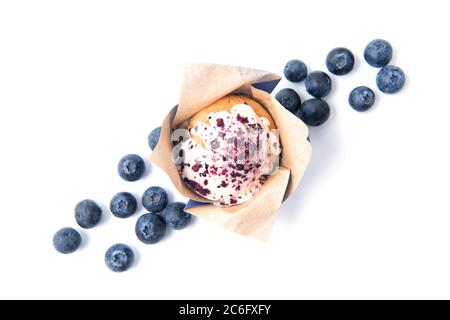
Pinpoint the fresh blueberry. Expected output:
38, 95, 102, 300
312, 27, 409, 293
75, 199, 102, 229
53, 227, 82, 254
305, 71, 332, 98
135, 213, 166, 244
110, 192, 137, 218
118, 154, 145, 182
148, 126, 161, 150
162, 202, 192, 230
364, 39, 393, 68
275, 88, 302, 114
326, 47, 355, 75
105, 243, 134, 272
348, 86, 376, 112
284, 59, 308, 82
142, 186, 168, 212
296, 98, 330, 127
376, 65, 405, 94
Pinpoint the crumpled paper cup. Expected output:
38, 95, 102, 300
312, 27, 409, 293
150, 63, 311, 241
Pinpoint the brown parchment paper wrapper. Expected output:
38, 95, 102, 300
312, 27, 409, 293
150, 63, 312, 241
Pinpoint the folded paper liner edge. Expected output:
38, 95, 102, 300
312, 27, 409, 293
150, 63, 312, 241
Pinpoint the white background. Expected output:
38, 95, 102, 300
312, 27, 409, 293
0, 0, 449, 300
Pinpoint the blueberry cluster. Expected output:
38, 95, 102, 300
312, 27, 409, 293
53, 127, 193, 272
361, 39, 405, 105
276, 39, 405, 123
276, 59, 332, 127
